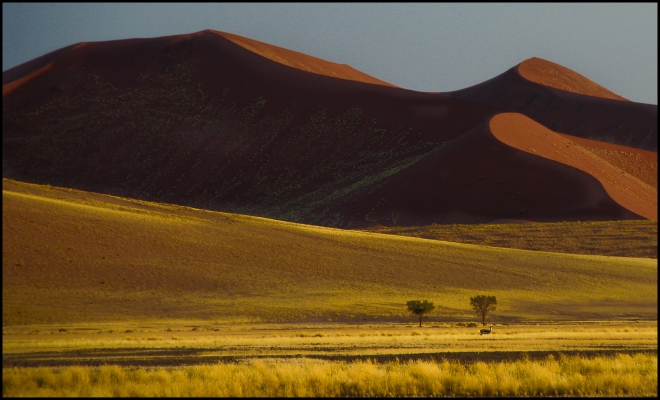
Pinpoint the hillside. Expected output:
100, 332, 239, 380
332, 113, 655, 226
3, 179, 657, 325
445, 57, 657, 151
367, 220, 657, 259
2, 31, 657, 228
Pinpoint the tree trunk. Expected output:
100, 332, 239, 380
482, 313, 485, 326
419, 317, 422, 327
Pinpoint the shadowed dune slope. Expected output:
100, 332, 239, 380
2, 31, 656, 228
3, 179, 657, 325
0, 30, 496, 228
445, 58, 657, 151
335, 113, 655, 226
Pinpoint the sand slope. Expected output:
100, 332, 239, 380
2, 31, 657, 228
215, 30, 396, 87
490, 113, 656, 220
555, 133, 657, 189
517, 57, 628, 101
331, 113, 655, 226
445, 58, 657, 151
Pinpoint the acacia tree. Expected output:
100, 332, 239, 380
406, 300, 436, 327
470, 295, 497, 326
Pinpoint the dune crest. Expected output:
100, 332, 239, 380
517, 57, 628, 101
489, 113, 656, 219
212, 30, 397, 87
446, 58, 655, 151
2, 62, 53, 96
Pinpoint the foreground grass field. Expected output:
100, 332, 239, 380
3, 178, 657, 325
3, 322, 657, 397
2, 179, 657, 396
4, 353, 657, 397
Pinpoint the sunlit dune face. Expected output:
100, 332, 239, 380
517, 57, 629, 101
489, 113, 656, 219
211, 30, 397, 87
555, 133, 658, 190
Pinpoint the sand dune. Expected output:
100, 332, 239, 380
555, 133, 657, 189
333, 113, 654, 226
2, 43, 79, 86
2, 30, 656, 228
445, 58, 657, 151
517, 57, 628, 101
214, 30, 396, 87
489, 113, 656, 220
1, 30, 496, 228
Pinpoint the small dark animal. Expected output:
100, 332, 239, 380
479, 325, 493, 335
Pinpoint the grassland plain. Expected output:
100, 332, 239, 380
2, 322, 658, 396
2, 178, 658, 396
367, 220, 657, 258
2, 178, 657, 325
3, 322, 657, 364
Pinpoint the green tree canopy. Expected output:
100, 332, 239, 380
406, 300, 436, 327
470, 295, 497, 326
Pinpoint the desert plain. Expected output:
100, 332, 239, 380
2, 30, 657, 396
2, 177, 657, 396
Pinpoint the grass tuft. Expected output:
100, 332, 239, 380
2, 354, 656, 397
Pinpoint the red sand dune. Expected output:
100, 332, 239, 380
555, 133, 657, 189
2, 30, 498, 228
2, 62, 54, 97
445, 58, 657, 151
2, 30, 657, 228
335, 113, 654, 226
517, 57, 628, 101
2, 43, 79, 87
490, 113, 656, 220
215, 30, 397, 88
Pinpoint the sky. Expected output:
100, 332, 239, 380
3, 3, 657, 104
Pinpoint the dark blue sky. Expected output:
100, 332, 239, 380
3, 3, 657, 104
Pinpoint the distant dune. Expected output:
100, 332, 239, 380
2, 43, 80, 93
517, 57, 628, 101
445, 58, 657, 151
489, 113, 656, 219
215, 30, 397, 87
335, 113, 654, 226
554, 133, 657, 189
2, 30, 657, 228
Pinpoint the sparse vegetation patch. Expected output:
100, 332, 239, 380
368, 220, 658, 258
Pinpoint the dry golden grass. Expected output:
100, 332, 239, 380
3, 353, 657, 397
3, 320, 657, 396
3, 321, 656, 358
368, 220, 657, 258
2, 178, 657, 326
